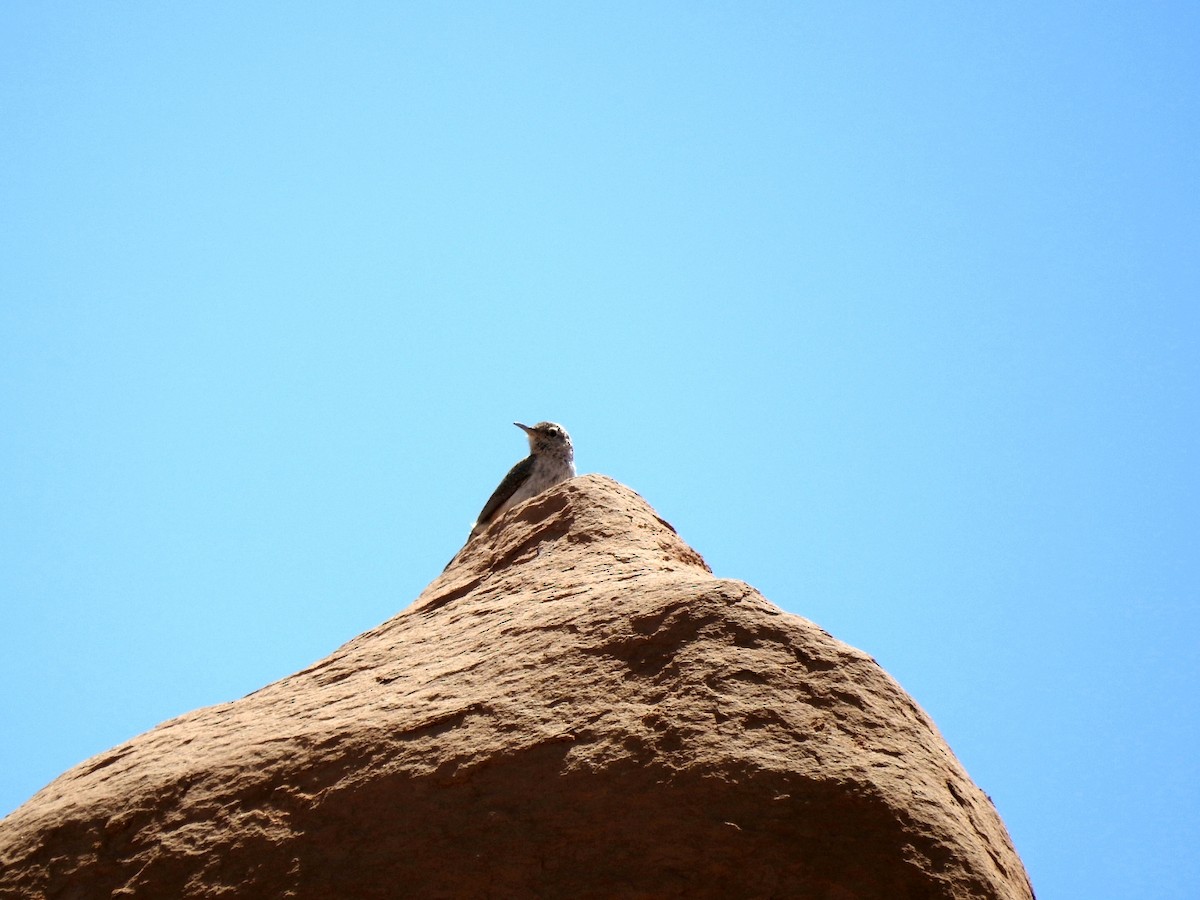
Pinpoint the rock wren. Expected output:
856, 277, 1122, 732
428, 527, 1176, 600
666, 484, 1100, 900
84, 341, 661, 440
468, 421, 575, 539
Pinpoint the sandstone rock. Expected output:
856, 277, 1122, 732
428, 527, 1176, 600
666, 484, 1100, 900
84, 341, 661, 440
0, 475, 1034, 899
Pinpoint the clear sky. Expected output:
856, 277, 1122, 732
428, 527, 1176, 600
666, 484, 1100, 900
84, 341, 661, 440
2, 4, 1197, 897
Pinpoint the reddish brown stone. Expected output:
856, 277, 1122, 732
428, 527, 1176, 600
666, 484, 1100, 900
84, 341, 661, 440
0, 475, 1034, 899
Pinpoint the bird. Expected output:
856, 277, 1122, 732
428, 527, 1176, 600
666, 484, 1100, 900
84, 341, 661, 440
468, 421, 575, 540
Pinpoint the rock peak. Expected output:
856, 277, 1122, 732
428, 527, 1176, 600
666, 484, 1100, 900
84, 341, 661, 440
438, 474, 710, 607
0, 475, 1034, 899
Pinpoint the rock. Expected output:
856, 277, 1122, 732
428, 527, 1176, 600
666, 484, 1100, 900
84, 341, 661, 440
0, 475, 1034, 899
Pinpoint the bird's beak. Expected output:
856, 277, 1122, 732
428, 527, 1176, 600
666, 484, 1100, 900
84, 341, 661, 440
514, 422, 532, 434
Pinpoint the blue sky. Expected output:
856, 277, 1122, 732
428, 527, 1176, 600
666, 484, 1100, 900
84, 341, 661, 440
2, 4, 1197, 897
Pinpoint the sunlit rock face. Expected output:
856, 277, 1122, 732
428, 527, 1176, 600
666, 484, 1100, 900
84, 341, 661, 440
0, 475, 1033, 900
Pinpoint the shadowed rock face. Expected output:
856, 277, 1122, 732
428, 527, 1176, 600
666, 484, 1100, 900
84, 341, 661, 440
0, 475, 1034, 899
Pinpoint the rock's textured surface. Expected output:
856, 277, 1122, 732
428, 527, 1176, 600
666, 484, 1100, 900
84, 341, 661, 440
0, 475, 1034, 899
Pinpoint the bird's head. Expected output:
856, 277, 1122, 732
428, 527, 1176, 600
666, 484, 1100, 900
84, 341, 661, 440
515, 421, 573, 459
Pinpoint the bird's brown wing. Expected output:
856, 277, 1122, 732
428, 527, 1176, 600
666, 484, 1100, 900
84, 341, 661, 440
474, 454, 534, 527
